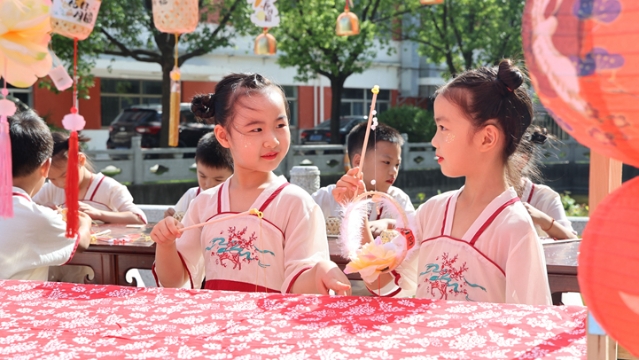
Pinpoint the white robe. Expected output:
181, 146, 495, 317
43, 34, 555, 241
155, 176, 329, 293
521, 178, 576, 237
393, 187, 552, 305
173, 187, 201, 214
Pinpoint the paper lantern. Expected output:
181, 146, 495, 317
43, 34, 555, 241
0, 0, 52, 88
254, 30, 277, 55
522, 0, 639, 168
336, 2, 360, 37
51, 0, 101, 40
152, 0, 199, 34
579, 176, 639, 356
420, 0, 444, 4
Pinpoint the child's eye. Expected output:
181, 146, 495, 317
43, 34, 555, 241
277, 123, 288, 128
251, 128, 263, 133
382, 161, 391, 165
438, 125, 446, 131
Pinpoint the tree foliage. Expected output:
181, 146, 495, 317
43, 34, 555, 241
400, 0, 525, 77
377, 105, 435, 143
45, 0, 252, 146
275, 0, 399, 144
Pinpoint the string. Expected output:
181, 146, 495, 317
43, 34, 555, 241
73, 37, 78, 112
174, 33, 179, 68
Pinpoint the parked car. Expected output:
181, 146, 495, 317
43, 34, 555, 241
106, 103, 214, 150
300, 116, 367, 145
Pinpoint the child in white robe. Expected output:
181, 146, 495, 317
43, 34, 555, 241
34, 132, 147, 224
334, 60, 552, 305
151, 73, 351, 295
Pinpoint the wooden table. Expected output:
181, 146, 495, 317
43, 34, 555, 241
67, 224, 155, 286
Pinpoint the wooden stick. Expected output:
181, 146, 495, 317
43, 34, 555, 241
179, 209, 262, 232
357, 85, 380, 179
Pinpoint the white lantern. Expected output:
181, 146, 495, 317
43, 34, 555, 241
50, 0, 101, 40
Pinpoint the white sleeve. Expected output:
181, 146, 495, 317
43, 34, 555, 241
108, 181, 148, 224
311, 186, 340, 219
158, 196, 206, 289
281, 197, 330, 293
505, 226, 552, 305
536, 191, 575, 234
33, 205, 81, 266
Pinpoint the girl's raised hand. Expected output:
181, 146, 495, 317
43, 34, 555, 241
151, 217, 184, 247
332, 167, 365, 204
314, 260, 352, 296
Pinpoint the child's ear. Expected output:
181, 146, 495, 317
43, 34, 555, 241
351, 153, 361, 168
214, 126, 231, 149
475, 123, 501, 153
78, 153, 87, 167
40, 158, 52, 178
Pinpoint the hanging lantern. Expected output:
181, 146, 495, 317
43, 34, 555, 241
522, 0, 639, 168
0, 0, 52, 88
420, 0, 444, 4
249, 0, 280, 55
152, 0, 199, 34
152, 1, 200, 147
579, 176, 639, 357
50, 0, 101, 41
336, 1, 360, 37
254, 29, 277, 55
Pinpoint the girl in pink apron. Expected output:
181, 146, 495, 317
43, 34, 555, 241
152, 73, 351, 296
336, 60, 552, 305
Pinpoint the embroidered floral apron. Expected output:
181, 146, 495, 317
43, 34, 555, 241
416, 196, 519, 303
199, 182, 289, 293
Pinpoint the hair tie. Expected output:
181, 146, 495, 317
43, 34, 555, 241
496, 78, 513, 92
531, 131, 548, 144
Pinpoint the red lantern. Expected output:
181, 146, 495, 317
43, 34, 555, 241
579, 176, 639, 356
254, 29, 277, 55
522, 0, 639, 168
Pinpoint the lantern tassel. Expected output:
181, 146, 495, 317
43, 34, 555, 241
65, 130, 79, 237
169, 34, 180, 147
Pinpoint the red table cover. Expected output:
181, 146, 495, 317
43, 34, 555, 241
0, 280, 586, 359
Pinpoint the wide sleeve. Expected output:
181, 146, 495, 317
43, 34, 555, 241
281, 194, 330, 293
33, 205, 81, 266
155, 196, 206, 289
504, 224, 552, 305
173, 189, 195, 214
107, 180, 148, 224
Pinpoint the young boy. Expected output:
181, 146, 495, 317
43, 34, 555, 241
0, 110, 92, 281
164, 132, 233, 219
312, 122, 415, 232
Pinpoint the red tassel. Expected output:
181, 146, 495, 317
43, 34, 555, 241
0, 114, 12, 218
65, 130, 79, 238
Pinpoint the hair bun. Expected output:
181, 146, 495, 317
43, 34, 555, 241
191, 93, 216, 121
530, 128, 548, 144
496, 59, 524, 94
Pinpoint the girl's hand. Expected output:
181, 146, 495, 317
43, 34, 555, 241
523, 202, 550, 227
78, 202, 103, 220
314, 260, 352, 296
369, 219, 396, 238
332, 167, 365, 204
151, 217, 184, 247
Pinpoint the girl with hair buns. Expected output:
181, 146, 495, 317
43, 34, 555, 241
151, 73, 351, 296
518, 127, 576, 240
33, 131, 147, 225
335, 60, 551, 304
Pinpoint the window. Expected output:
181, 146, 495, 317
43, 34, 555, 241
7, 84, 32, 108
340, 88, 390, 116
100, 79, 162, 127
282, 85, 298, 127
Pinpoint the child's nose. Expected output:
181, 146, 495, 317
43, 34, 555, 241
264, 130, 280, 148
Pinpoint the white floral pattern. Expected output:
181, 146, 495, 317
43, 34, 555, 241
0, 280, 587, 359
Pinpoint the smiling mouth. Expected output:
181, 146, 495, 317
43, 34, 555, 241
386, 178, 395, 184
262, 152, 278, 159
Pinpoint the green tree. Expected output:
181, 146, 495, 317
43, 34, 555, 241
399, 0, 525, 77
275, 0, 399, 144
46, 0, 251, 147
377, 105, 435, 143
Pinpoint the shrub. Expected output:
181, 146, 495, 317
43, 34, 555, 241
561, 191, 589, 217
378, 105, 436, 143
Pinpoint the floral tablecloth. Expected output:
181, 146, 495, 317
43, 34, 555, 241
0, 280, 586, 359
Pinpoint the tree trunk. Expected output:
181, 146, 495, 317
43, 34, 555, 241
160, 61, 173, 148
329, 76, 346, 145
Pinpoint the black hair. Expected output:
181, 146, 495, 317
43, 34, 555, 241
195, 132, 234, 171
436, 59, 533, 190
347, 122, 404, 159
190, 73, 290, 129
519, 126, 555, 184
50, 131, 94, 172
9, 110, 53, 178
